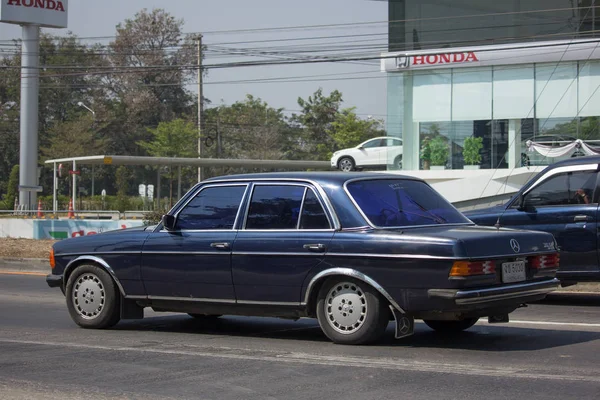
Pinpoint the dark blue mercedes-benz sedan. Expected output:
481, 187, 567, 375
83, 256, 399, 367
47, 172, 560, 345
465, 156, 600, 286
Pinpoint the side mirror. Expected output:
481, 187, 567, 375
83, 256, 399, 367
162, 214, 176, 231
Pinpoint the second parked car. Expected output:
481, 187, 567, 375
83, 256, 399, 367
331, 136, 403, 172
465, 155, 600, 285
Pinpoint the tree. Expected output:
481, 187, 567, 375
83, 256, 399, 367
1, 165, 19, 210
293, 89, 343, 160
115, 166, 131, 212
138, 118, 197, 206
328, 108, 385, 158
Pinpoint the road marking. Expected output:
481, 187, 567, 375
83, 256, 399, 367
0, 271, 46, 277
508, 320, 600, 328
0, 338, 598, 383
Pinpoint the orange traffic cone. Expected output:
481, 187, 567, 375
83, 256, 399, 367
37, 199, 44, 218
68, 199, 75, 219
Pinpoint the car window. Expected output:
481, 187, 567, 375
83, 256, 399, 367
176, 185, 246, 230
362, 139, 382, 149
299, 189, 331, 229
521, 171, 597, 207
386, 138, 402, 147
347, 179, 470, 227
246, 185, 305, 229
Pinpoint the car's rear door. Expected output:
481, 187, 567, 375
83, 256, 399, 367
231, 183, 335, 304
498, 165, 599, 281
141, 183, 249, 300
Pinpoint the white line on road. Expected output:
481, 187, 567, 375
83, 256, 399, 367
0, 338, 598, 383
508, 320, 600, 328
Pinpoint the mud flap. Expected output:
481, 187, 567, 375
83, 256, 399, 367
389, 306, 414, 339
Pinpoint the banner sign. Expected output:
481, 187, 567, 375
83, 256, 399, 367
33, 220, 145, 240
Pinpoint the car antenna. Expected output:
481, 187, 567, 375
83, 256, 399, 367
494, 217, 501, 230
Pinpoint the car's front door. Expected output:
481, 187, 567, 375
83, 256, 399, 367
231, 183, 335, 304
141, 184, 248, 300
356, 138, 385, 167
499, 166, 599, 279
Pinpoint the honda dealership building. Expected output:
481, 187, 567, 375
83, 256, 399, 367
383, 0, 600, 171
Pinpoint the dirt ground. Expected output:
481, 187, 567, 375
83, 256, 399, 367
0, 238, 56, 259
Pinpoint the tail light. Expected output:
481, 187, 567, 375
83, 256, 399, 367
529, 253, 560, 270
49, 248, 55, 270
450, 260, 496, 277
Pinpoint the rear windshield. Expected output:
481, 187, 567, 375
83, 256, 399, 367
346, 179, 470, 228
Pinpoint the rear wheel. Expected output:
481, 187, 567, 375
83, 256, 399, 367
316, 278, 389, 345
65, 264, 120, 329
393, 155, 403, 170
423, 318, 479, 333
338, 157, 355, 172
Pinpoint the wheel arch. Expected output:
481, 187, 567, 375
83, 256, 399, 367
303, 268, 405, 317
63, 255, 127, 297
337, 155, 356, 170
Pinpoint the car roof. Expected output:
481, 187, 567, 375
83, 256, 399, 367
204, 171, 422, 186
544, 154, 600, 168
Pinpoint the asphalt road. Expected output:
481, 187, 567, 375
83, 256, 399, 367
1, 273, 600, 400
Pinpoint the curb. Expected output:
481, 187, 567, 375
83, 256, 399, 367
0, 257, 50, 273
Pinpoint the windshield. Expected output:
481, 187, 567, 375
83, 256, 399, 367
346, 179, 471, 228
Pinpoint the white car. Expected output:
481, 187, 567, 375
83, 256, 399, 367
331, 136, 403, 172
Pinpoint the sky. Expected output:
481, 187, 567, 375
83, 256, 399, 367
0, 0, 389, 120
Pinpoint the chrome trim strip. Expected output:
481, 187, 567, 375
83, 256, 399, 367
238, 229, 336, 233
58, 251, 141, 257
236, 300, 301, 306
451, 279, 560, 305
523, 164, 599, 196
342, 176, 471, 230
232, 252, 324, 257
326, 250, 558, 260
200, 177, 342, 230
142, 251, 224, 256
303, 267, 406, 314
124, 295, 147, 300
64, 255, 127, 297
147, 296, 236, 304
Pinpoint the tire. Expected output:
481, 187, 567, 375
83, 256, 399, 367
393, 155, 403, 170
423, 318, 479, 333
316, 278, 390, 345
65, 264, 120, 329
338, 157, 355, 172
188, 313, 222, 320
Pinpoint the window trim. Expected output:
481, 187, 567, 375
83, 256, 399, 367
170, 183, 250, 232
242, 182, 333, 231
508, 163, 599, 208
343, 177, 472, 230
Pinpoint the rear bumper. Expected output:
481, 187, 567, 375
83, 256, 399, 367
428, 278, 560, 305
46, 274, 63, 288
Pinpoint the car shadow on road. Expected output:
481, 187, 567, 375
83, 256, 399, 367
536, 292, 600, 307
112, 314, 600, 351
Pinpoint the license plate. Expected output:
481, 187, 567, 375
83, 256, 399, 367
502, 261, 526, 283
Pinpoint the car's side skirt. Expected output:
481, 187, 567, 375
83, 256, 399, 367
145, 299, 308, 319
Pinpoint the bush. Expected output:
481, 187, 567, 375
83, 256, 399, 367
429, 136, 449, 166
463, 136, 483, 166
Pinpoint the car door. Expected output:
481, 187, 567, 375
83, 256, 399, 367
355, 138, 384, 167
384, 138, 403, 167
231, 183, 335, 304
498, 166, 599, 278
141, 184, 249, 300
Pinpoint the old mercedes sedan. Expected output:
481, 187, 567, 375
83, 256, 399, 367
46, 172, 560, 345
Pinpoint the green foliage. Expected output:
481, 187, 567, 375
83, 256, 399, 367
328, 108, 385, 158
138, 119, 198, 158
1, 165, 19, 209
429, 136, 449, 166
115, 166, 131, 212
420, 137, 432, 162
463, 136, 483, 165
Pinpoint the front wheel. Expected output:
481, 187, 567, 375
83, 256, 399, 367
338, 157, 355, 172
316, 278, 390, 345
423, 318, 479, 333
65, 264, 121, 329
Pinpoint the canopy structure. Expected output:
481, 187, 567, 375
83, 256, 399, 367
44, 155, 331, 213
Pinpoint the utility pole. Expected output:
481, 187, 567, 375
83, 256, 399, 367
196, 35, 204, 182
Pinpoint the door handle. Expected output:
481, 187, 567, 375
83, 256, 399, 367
574, 215, 590, 222
303, 243, 326, 252
210, 242, 231, 250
